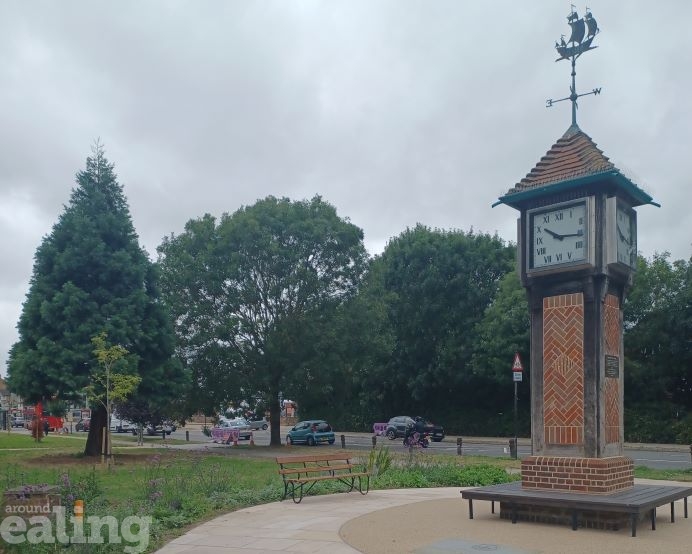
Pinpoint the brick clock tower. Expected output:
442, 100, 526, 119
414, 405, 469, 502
498, 125, 654, 493
496, 9, 656, 494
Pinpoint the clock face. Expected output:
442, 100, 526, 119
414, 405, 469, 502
529, 201, 588, 270
616, 205, 637, 267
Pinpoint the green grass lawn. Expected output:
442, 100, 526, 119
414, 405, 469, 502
0, 434, 689, 553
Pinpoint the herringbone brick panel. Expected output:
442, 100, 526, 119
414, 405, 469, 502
604, 294, 621, 444
543, 294, 584, 445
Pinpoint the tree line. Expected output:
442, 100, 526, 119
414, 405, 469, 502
7, 149, 691, 452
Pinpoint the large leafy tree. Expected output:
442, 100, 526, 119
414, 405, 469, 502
157, 195, 368, 445
358, 225, 515, 428
7, 145, 184, 455
623, 253, 692, 441
471, 270, 530, 383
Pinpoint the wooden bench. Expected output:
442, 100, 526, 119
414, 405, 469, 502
461, 481, 692, 537
276, 453, 370, 504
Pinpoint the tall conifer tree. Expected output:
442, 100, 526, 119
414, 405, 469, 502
7, 144, 184, 455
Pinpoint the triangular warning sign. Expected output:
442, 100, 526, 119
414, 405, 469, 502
512, 352, 523, 371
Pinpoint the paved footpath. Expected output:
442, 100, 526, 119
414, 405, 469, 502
156, 480, 692, 554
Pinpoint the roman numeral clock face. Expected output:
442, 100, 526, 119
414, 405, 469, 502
529, 201, 588, 270
616, 205, 637, 267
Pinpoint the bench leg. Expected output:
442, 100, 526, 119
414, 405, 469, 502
292, 483, 304, 504
685, 497, 688, 519
651, 508, 656, 531
360, 475, 370, 495
571, 510, 578, 531
491, 501, 495, 514
671, 501, 675, 523
631, 514, 637, 537
511, 505, 517, 524
468, 499, 473, 520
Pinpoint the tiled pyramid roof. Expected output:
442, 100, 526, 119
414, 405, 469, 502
505, 124, 615, 196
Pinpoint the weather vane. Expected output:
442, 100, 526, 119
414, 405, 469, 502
546, 6, 601, 126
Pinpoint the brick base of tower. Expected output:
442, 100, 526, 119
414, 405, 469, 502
521, 456, 634, 493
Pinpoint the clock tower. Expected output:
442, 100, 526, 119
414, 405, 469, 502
495, 8, 657, 494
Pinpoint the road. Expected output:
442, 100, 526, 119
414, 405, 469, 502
163, 427, 692, 471
13, 424, 689, 470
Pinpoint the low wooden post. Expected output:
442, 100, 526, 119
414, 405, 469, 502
457, 437, 463, 455
101, 427, 106, 465
185, 430, 189, 441
372, 435, 377, 449
340, 434, 345, 449
509, 438, 517, 460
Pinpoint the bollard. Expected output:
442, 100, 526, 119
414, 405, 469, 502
457, 437, 463, 456
690, 445, 692, 463
185, 430, 189, 441
250, 432, 255, 446
162, 429, 166, 441
372, 435, 377, 449
509, 438, 517, 460
340, 434, 346, 449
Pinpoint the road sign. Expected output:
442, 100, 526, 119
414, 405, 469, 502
512, 352, 523, 371
513, 371, 523, 382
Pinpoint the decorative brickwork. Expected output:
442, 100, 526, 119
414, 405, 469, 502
543, 293, 584, 446
521, 456, 633, 493
604, 294, 621, 444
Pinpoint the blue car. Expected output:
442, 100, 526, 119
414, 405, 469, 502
286, 420, 335, 446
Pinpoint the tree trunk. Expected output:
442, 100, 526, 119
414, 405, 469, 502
269, 393, 282, 446
84, 404, 109, 456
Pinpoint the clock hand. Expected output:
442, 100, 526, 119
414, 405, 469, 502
560, 230, 584, 238
544, 228, 564, 241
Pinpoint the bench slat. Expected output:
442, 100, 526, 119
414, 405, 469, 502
288, 472, 370, 484
276, 454, 353, 464
279, 464, 356, 475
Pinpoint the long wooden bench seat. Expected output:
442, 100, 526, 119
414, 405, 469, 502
276, 453, 370, 504
461, 481, 692, 537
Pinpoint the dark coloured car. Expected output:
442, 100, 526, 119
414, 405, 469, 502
385, 416, 445, 442
286, 420, 335, 446
75, 419, 90, 432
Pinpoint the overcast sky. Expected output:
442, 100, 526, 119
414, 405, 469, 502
1, 1, 690, 377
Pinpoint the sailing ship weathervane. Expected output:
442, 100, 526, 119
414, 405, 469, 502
546, 6, 602, 126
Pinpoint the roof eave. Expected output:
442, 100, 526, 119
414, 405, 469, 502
493, 171, 658, 210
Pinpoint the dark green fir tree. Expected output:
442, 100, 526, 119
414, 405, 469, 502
7, 143, 186, 455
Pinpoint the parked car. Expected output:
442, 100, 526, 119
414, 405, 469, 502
226, 418, 252, 440
211, 418, 252, 441
110, 417, 134, 433
75, 419, 90, 432
385, 416, 445, 442
247, 417, 269, 431
144, 420, 176, 436
286, 420, 335, 446
11, 416, 25, 428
